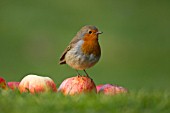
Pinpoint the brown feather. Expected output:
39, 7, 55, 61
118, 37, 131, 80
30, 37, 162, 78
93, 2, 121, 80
59, 34, 81, 65
59, 46, 70, 64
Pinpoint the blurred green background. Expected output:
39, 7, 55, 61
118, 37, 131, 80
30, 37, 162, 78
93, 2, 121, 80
0, 0, 170, 91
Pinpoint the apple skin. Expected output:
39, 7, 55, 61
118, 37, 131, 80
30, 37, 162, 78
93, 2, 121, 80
18, 74, 57, 93
58, 76, 97, 95
97, 84, 128, 95
7, 82, 20, 90
0, 77, 7, 89
96, 84, 104, 93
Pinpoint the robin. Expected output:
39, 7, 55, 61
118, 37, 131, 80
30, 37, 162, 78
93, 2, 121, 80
59, 25, 102, 77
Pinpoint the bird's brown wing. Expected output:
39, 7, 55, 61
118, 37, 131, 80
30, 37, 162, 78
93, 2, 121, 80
59, 45, 71, 64
59, 35, 81, 65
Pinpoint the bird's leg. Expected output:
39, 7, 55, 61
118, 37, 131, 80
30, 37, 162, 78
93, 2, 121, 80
76, 70, 81, 77
83, 70, 89, 77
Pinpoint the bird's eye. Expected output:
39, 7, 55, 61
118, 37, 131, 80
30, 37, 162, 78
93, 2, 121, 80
89, 31, 92, 34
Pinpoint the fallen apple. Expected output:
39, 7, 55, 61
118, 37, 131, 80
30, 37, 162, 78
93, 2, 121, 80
58, 76, 96, 95
97, 84, 128, 95
18, 74, 57, 93
96, 84, 104, 92
7, 82, 20, 90
0, 77, 7, 90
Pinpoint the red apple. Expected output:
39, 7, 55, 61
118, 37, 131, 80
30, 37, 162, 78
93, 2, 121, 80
7, 82, 20, 90
58, 76, 96, 95
0, 77, 7, 90
18, 74, 57, 94
96, 84, 104, 92
97, 84, 128, 95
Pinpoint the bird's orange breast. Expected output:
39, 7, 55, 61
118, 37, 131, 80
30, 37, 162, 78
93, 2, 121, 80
81, 34, 101, 56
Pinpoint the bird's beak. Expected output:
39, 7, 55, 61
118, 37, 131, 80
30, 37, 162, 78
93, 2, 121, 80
97, 31, 103, 34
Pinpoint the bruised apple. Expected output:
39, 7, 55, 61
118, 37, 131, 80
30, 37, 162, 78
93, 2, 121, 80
97, 84, 128, 95
58, 76, 96, 95
0, 77, 7, 90
19, 74, 57, 93
7, 82, 20, 90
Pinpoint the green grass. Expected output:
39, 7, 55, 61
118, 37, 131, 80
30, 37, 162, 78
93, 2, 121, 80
0, 89, 170, 113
